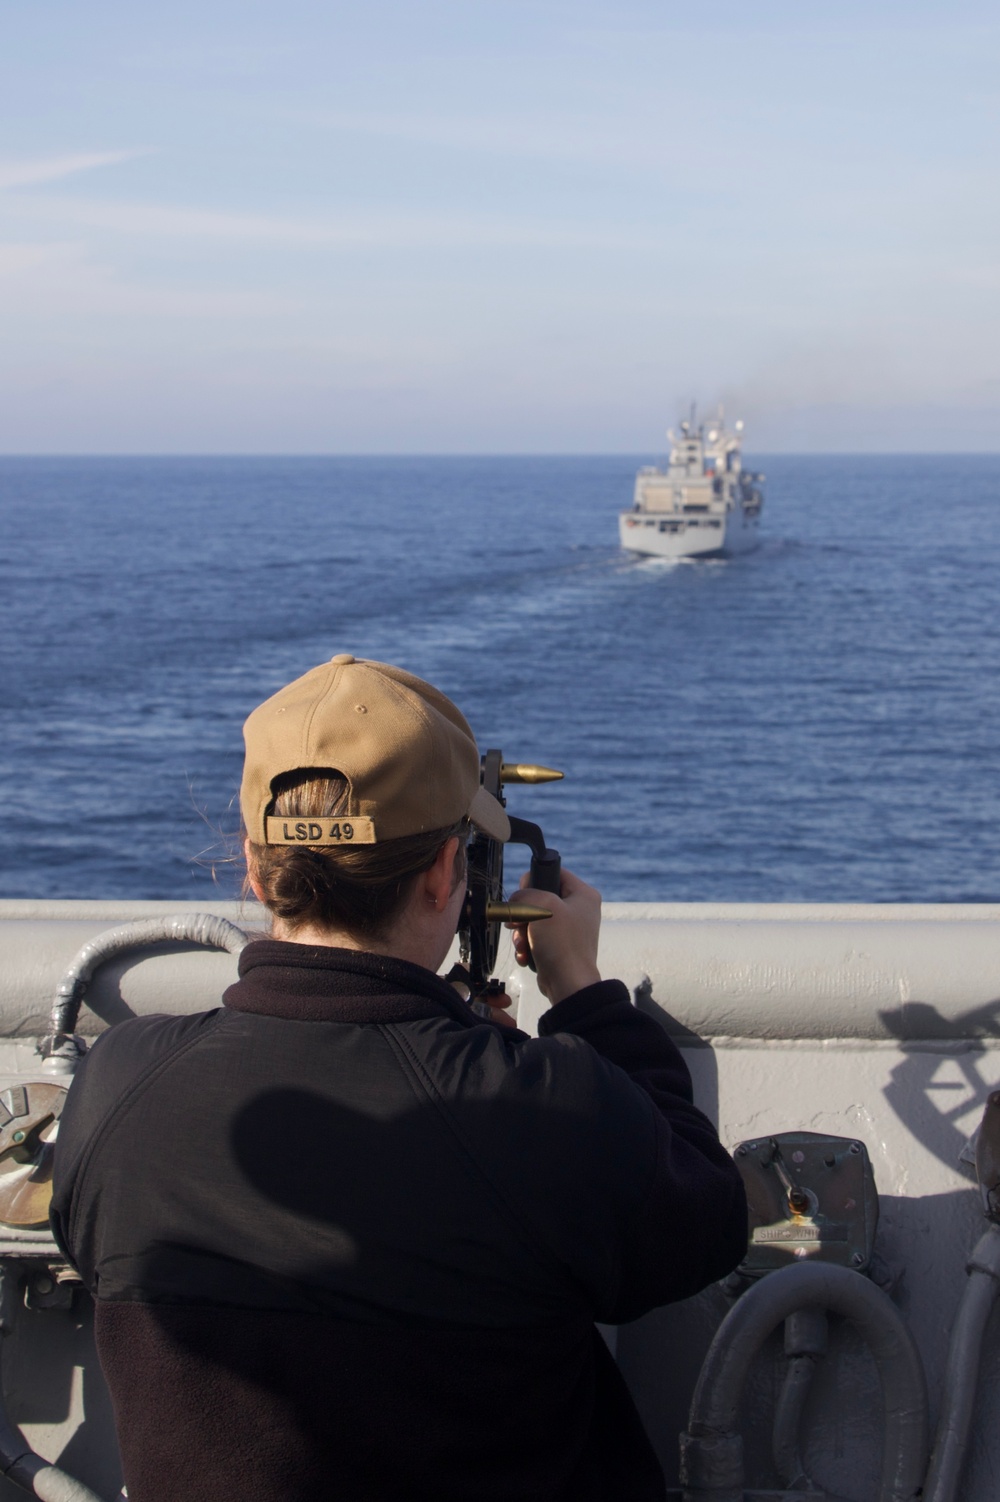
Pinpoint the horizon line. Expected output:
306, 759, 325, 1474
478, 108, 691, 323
1, 448, 999, 460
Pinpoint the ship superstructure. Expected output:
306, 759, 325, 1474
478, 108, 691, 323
619, 407, 764, 559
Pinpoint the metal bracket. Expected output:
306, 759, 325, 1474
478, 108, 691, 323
733, 1130, 879, 1279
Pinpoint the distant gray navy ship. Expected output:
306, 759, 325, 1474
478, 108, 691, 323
619, 407, 764, 559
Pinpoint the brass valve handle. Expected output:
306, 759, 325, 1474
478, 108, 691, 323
0, 1082, 68, 1228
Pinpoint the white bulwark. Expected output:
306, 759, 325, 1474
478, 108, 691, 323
3, 899, 1000, 1497
619, 408, 765, 560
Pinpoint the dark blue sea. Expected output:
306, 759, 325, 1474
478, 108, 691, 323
2, 455, 999, 903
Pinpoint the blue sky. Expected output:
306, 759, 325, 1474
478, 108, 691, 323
2, 0, 998, 452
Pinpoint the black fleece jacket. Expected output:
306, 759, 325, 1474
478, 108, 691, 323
51, 942, 747, 1502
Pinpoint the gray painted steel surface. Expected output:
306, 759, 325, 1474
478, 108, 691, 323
0, 901, 998, 1499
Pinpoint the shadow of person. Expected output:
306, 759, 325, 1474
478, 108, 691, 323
102, 1077, 687, 1502
879, 997, 1000, 1174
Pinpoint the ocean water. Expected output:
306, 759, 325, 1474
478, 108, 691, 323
2, 454, 999, 904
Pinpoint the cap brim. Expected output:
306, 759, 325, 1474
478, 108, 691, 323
468, 786, 511, 842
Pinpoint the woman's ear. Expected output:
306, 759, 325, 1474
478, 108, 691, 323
421, 836, 461, 912
244, 837, 266, 905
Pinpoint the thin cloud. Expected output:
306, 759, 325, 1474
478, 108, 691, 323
0, 151, 144, 192
315, 109, 598, 160
6, 193, 656, 251
310, 108, 677, 173
0, 238, 312, 321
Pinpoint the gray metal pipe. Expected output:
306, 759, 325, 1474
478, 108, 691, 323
772, 1355, 820, 1490
0, 1266, 110, 1501
923, 1222, 1000, 1502
679, 1262, 929, 1502
771, 1308, 828, 1491
43, 914, 250, 1074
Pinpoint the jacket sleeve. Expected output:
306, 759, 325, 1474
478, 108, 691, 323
50, 1011, 222, 1283
539, 980, 748, 1321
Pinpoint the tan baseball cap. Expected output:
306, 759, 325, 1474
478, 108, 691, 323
241, 654, 510, 848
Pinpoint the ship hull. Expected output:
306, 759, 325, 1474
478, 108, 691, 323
618, 507, 761, 559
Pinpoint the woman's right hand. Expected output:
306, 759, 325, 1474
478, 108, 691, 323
506, 867, 602, 1005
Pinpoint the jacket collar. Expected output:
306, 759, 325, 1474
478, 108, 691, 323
223, 938, 486, 1026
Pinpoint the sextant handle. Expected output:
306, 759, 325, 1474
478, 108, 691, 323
529, 848, 561, 894
523, 848, 561, 972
